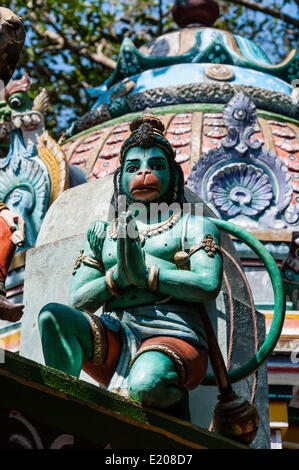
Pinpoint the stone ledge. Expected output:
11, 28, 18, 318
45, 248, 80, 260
0, 350, 249, 449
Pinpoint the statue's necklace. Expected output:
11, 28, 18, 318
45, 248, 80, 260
108, 211, 181, 246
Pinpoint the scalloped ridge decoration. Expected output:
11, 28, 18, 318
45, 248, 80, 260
33, 88, 49, 118
37, 131, 69, 206
92, 28, 297, 99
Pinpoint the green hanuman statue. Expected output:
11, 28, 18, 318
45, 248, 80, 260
39, 110, 223, 416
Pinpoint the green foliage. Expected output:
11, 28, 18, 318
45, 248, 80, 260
6, 0, 298, 137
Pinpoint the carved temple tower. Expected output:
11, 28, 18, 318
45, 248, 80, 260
0, 0, 298, 449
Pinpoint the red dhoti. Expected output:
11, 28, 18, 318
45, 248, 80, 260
82, 319, 208, 390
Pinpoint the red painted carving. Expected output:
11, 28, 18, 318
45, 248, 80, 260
63, 113, 299, 206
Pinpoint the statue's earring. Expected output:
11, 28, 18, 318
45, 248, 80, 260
173, 165, 179, 202
173, 185, 178, 202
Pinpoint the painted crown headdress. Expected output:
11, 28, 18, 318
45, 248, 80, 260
120, 108, 176, 163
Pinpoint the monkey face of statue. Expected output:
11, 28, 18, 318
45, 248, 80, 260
121, 146, 171, 202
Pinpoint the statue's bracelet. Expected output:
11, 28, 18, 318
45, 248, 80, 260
148, 265, 159, 293
105, 269, 123, 297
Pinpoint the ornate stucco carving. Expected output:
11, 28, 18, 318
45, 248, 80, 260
188, 93, 298, 229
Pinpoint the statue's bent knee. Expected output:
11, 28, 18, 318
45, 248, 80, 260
38, 303, 77, 341
39, 302, 63, 314
38, 303, 64, 328
128, 351, 183, 409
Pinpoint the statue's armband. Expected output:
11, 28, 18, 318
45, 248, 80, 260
72, 248, 105, 276
174, 217, 220, 270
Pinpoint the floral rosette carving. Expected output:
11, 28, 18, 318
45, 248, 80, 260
207, 163, 273, 218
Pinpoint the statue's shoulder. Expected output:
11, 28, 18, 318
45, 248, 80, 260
186, 214, 219, 243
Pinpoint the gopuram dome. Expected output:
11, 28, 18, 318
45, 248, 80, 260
62, 0, 298, 233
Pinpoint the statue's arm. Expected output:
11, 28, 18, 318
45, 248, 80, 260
69, 222, 113, 312
158, 217, 222, 303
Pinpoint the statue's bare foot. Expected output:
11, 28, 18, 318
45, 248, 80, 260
0, 294, 24, 322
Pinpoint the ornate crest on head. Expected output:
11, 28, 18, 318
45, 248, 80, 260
120, 108, 176, 163
4, 73, 31, 100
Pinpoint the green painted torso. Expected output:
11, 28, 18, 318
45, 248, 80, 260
103, 212, 191, 309
69, 210, 222, 315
